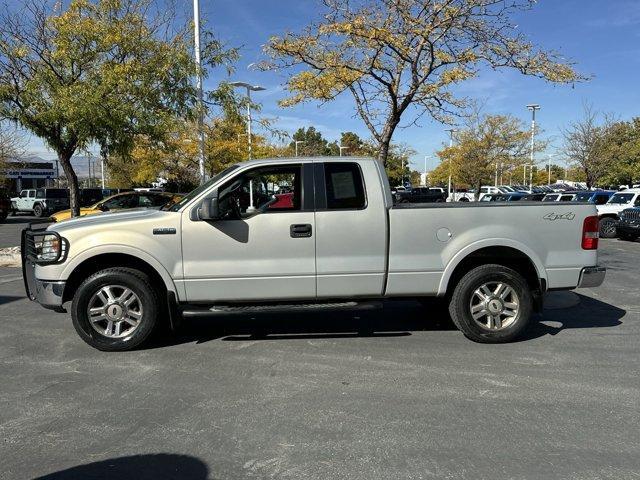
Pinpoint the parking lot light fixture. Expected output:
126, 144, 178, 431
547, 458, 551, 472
229, 82, 267, 160
339, 145, 348, 157
295, 140, 305, 157
526, 104, 540, 188
445, 129, 457, 197
193, 0, 206, 183
547, 154, 557, 186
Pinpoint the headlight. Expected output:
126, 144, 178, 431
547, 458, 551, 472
36, 234, 62, 262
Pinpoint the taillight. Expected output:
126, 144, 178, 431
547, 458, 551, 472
582, 216, 599, 250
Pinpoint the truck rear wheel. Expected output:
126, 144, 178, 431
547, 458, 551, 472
33, 203, 44, 217
71, 267, 160, 351
448, 264, 533, 343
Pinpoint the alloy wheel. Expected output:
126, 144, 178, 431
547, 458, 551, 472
469, 282, 520, 331
87, 285, 143, 338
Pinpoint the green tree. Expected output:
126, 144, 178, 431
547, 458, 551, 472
599, 118, 640, 187
264, 0, 583, 166
290, 127, 335, 156
0, 0, 236, 215
432, 114, 535, 197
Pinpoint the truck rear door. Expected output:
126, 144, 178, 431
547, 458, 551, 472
314, 160, 388, 297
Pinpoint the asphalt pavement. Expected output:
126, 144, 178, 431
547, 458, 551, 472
0, 214, 35, 248
0, 239, 638, 479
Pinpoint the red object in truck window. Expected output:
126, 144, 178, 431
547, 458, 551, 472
269, 193, 294, 209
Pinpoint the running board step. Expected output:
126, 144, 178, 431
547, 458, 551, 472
181, 301, 382, 318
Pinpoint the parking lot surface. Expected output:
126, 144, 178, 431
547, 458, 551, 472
0, 238, 638, 479
0, 215, 35, 248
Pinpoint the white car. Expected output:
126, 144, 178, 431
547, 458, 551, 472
597, 189, 640, 238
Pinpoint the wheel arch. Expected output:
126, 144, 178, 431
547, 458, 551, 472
438, 242, 546, 301
62, 251, 179, 304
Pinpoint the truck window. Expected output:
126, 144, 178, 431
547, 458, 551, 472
28, 190, 35, 198
323, 163, 366, 209
219, 165, 302, 216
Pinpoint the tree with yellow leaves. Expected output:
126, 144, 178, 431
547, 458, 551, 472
431, 113, 539, 197
0, 0, 237, 215
264, 0, 584, 166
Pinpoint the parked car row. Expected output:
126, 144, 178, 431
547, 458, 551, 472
9, 187, 135, 217
6, 188, 181, 219
3, 187, 181, 221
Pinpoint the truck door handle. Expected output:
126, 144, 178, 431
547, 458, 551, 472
290, 224, 312, 238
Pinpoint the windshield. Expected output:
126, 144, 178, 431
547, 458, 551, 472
574, 192, 593, 202
163, 165, 240, 212
608, 193, 634, 204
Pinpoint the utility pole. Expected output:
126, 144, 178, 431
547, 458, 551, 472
445, 129, 457, 199
193, 0, 206, 183
295, 141, 305, 157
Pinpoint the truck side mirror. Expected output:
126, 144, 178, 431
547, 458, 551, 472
199, 190, 220, 221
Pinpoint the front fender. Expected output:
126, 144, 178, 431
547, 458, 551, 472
58, 244, 184, 301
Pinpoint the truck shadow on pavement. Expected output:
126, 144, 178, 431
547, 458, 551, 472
153, 300, 452, 347
0, 295, 24, 306
522, 293, 625, 341
151, 294, 624, 348
34, 453, 210, 480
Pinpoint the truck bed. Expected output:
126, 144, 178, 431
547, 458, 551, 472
385, 202, 598, 296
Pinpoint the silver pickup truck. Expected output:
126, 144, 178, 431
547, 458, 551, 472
22, 157, 605, 351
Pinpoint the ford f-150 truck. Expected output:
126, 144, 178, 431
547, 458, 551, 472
22, 157, 606, 351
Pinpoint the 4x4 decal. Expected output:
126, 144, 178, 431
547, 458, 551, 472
543, 212, 575, 221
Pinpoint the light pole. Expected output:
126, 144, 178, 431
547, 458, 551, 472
526, 104, 540, 188
547, 154, 557, 186
295, 140, 305, 157
230, 82, 266, 160
445, 128, 457, 198
339, 145, 348, 157
424, 155, 432, 186
193, 0, 206, 183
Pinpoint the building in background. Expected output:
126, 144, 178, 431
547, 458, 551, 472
2, 157, 57, 192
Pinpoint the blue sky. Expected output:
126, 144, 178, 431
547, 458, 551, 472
16, 0, 640, 172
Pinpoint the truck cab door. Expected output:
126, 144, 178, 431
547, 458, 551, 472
314, 161, 388, 298
181, 163, 316, 302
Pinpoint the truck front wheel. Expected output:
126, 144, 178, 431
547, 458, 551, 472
71, 267, 160, 351
448, 264, 533, 343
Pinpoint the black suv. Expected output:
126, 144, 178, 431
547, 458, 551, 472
33, 188, 70, 217
617, 207, 640, 241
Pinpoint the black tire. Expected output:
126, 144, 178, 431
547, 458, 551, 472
0, 212, 7, 221
448, 264, 533, 343
459, 197, 470, 202
599, 217, 618, 239
33, 203, 44, 218
71, 267, 160, 351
